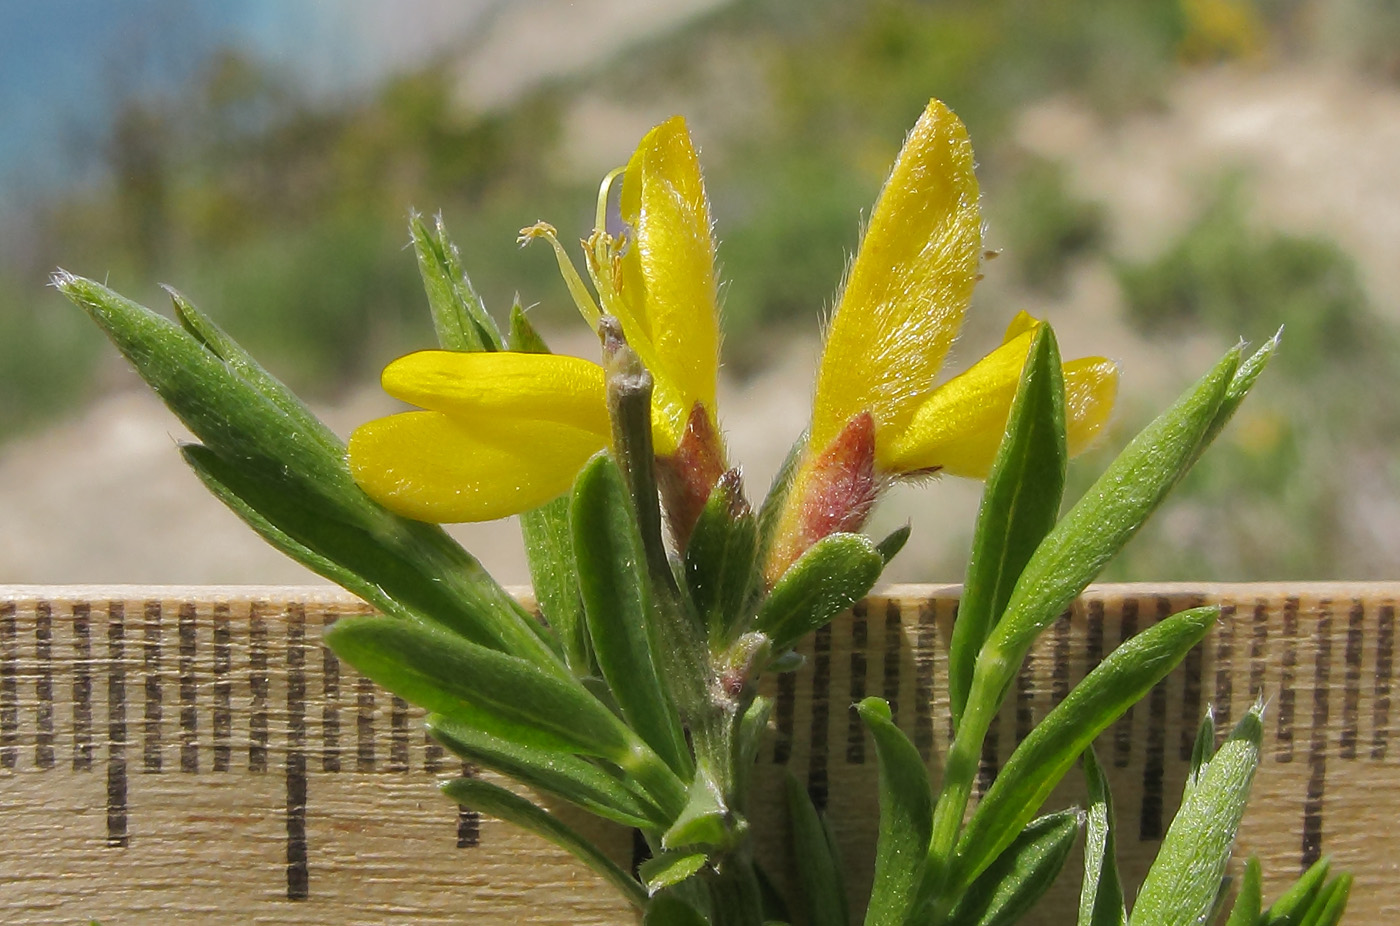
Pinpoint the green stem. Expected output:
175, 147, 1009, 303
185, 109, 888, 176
923, 653, 1007, 917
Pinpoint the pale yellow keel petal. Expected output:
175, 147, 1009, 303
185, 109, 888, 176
380, 351, 609, 433
810, 99, 982, 453
1064, 357, 1119, 456
348, 411, 607, 523
883, 336, 1119, 479
618, 116, 721, 450
882, 332, 1032, 478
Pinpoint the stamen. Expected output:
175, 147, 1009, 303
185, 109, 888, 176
595, 165, 627, 236
518, 221, 602, 329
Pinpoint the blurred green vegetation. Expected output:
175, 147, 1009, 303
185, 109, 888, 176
2, 0, 1396, 579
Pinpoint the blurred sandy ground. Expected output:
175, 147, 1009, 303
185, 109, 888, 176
4, 63, 1400, 585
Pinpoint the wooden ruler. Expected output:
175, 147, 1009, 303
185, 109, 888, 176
1, 583, 1396, 924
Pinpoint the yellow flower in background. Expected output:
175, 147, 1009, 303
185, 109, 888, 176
348, 117, 723, 524
766, 100, 1118, 581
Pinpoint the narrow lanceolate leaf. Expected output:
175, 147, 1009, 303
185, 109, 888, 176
1198, 334, 1278, 460
572, 454, 691, 778
1301, 873, 1351, 926
953, 606, 1219, 892
181, 444, 558, 666
409, 210, 503, 352
858, 698, 934, 926
1186, 707, 1217, 797
686, 469, 759, 643
785, 775, 849, 926
165, 287, 342, 458
951, 324, 1067, 730
945, 810, 1081, 926
325, 615, 639, 766
756, 533, 884, 651
876, 524, 911, 565
1129, 704, 1264, 926
441, 777, 646, 910
1079, 748, 1127, 926
639, 851, 709, 896
984, 345, 1246, 680
425, 715, 666, 829
1223, 857, 1263, 926
756, 433, 806, 566
62, 274, 558, 666
1263, 857, 1331, 926
508, 298, 551, 354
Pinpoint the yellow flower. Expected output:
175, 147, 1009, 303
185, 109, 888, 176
766, 100, 1118, 582
349, 116, 723, 524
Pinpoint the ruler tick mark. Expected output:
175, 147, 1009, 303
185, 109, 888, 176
1374, 604, 1394, 760
913, 600, 936, 762
35, 601, 54, 769
1179, 595, 1205, 762
1302, 601, 1333, 868
390, 696, 411, 773
845, 602, 867, 765
321, 613, 341, 773
1113, 599, 1139, 769
72, 602, 93, 771
106, 601, 128, 848
249, 605, 269, 773
1340, 600, 1363, 760
357, 676, 376, 772
1214, 604, 1235, 731
212, 603, 231, 773
178, 602, 197, 773
457, 763, 480, 848
882, 600, 901, 724
1277, 597, 1300, 762
286, 604, 309, 900
1, 601, 15, 770
142, 601, 162, 774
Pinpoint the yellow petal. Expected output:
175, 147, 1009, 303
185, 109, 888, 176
618, 116, 720, 451
349, 411, 607, 522
380, 350, 609, 434
883, 333, 1119, 478
809, 99, 982, 453
1002, 309, 1038, 342
1064, 357, 1119, 456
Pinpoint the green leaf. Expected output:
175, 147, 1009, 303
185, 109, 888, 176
571, 454, 692, 778
1223, 857, 1263, 926
685, 469, 759, 643
1299, 874, 1351, 926
756, 433, 806, 566
181, 444, 558, 664
640, 851, 709, 896
857, 697, 933, 926
521, 491, 590, 675
664, 775, 739, 851
945, 809, 1081, 926
1078, 748, 1126, 926
1128, 704, 1264, 926
983, 344, 1249, 691
954, 606, 1219, 892
756, 533, 884, 651
1197, 332, 1278, 460
165, 286, 342, 458
1186, 707, 1216, 797
425, 714, 666, 829
325, 615, 643, 767
784, 774, 849, 926
644, 894, 711, 926
875, 524, 911, 565
736, 696, 775, 800
1263, 857, 1330, 926
508, 298, 551, 353
441, 776, 646, 909
63, 274, 557, 665
952, 323, 1067, 731
409, 210, 502, 352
